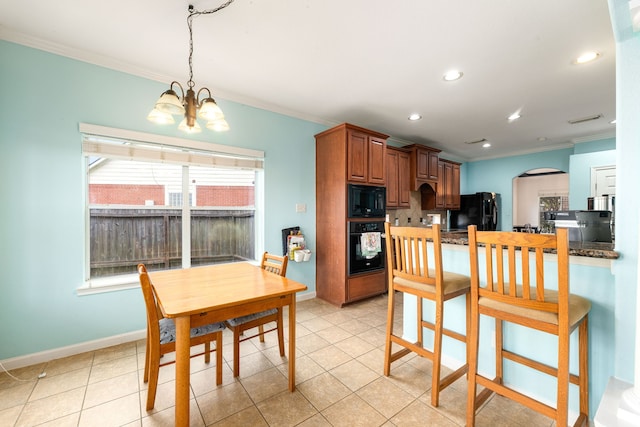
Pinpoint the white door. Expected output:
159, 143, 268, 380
591, 166, 616, 196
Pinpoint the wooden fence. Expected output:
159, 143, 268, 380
90, 208, 255, 277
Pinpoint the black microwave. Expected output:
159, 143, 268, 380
348, 184, 386, 218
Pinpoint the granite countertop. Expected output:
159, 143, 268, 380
439, 230, 618, 260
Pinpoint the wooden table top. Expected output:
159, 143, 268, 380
150, 262, 308, 318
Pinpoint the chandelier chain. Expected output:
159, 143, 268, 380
186, 0, 236, 90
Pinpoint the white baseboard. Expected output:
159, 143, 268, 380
0, 293, 317, 371
298, 291, 316, 301
0, 329, 146, 371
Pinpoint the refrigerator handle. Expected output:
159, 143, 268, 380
492, 199, 498, 228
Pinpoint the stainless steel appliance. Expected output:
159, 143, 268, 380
543, 210, 613, 242
588, 195, 615, 239
449, 192, 499, 231
347, 184, 386, 218
348, 221, 386, 275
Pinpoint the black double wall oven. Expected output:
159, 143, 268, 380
347, 184, 386, 275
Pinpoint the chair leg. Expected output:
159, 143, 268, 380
417, 297, 423, 347
233, 328, 241, 377
431, 297, 445, 407
277, 308, 285, 357
204, 341, 211, 364
465, 292, 471, 371
143, 327, 151, 383
495, 318, 503, 385
556, 323, 570, 427
258, 325, 266, 342
146, 347, 161, 411
579, 316, 590, 421
215, 332, 223, 385
466, 302, 480, 427
383, 288, 396, 376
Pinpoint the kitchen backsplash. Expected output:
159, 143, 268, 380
387, 191, 447, 227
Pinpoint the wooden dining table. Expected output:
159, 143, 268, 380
149, 261, 308, 426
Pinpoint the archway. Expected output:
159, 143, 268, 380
512, 168, 568, 233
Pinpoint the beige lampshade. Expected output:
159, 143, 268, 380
206, 118, 229, 132
155, 90, 185, 115
198, 98, 224, 121
147, 108, 175, 124
178, 118, 202, 133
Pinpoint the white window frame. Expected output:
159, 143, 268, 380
77, 123, 265, 295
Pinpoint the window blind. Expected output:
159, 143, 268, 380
80, 123, 264, 169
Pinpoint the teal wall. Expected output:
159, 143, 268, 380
0, 40, 325, 359
569, 149, 616, 209
608, 0, 640, 384
573, 137, 616, 154
462, 148, 572, 231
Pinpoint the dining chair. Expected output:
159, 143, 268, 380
137, 264, 225, 411
383, 222, 471, 407
466, 226, 591, 427
225, 252, 288, 377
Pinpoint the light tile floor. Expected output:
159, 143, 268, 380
1, 293, 558, 426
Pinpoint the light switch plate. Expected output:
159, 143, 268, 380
295, 203, 306, 213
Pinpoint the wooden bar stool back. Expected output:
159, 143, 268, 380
466, 226, 591, 427
383, 222, 471, 407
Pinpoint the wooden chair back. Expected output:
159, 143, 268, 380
138, 264, 163, 334
385, 223, 443, 289
261, 252, 288, 277
467, 225, 570, 331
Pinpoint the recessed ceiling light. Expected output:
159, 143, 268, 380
537, 137, 548, 142
443, 70, 463, 81
408, 113, 422, 121
610, 119, 617, 124
574, 51, 601, 64
507, 112, 522, 121
482, 142, 491, 148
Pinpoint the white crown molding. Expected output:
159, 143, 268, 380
572, 131, 617, 144
0, 25, 333, 129
0, 26, 170, 84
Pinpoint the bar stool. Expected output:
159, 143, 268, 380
466, 225, 591, 427
383, 222, 471, 407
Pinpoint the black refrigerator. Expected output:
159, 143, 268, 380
449, 192, 499, 231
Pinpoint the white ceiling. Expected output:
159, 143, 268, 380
0, 0, 617, 161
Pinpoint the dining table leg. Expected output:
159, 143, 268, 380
175, 315, 191, 427
288, 297, 296, 391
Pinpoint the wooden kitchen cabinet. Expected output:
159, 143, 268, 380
315, 123, 389, 306
423, 158, 461, 210
444, 160, 461, 209
347, 128, 386, 185
435, 161, 445, 208
408, 144, 441, 190
386, 146, 410, 208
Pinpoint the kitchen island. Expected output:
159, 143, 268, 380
438, 229, 618, 259
399, 228, 617, 421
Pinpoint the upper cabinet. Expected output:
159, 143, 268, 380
386, 147, 411, 208
442, 159, 461, 209
408, 144, 441, 190
347, 127, 387, 185
422, 158, 461, 210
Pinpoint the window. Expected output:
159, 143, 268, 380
539, 195, 568, 233
79, 124, 264, 293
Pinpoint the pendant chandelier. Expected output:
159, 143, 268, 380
147, 1, 234, 133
